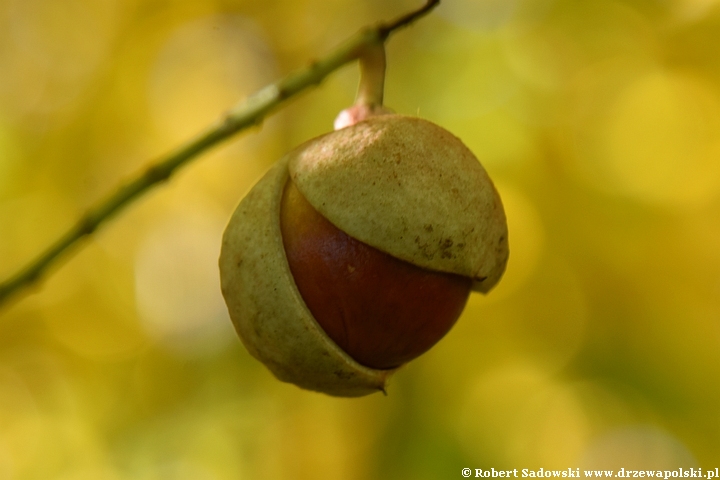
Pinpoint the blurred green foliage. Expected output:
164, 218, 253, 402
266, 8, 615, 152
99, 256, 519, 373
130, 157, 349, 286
2, 0, 720, 477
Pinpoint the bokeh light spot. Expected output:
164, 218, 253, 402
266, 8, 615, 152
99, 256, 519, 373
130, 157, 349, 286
603, 71, 720, 206
148, 14, 276, 145
134, 205, 234, 356
580, 426, 698, 469
3, 0, 119, 117
458, 364, 590, 468
503, 22, 576, 92
670, 0, 720, 22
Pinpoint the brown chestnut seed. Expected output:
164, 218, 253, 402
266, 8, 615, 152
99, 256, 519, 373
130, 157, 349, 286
280, 179, 472, 370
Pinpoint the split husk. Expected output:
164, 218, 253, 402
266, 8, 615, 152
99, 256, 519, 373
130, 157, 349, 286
219, 114, 508, 396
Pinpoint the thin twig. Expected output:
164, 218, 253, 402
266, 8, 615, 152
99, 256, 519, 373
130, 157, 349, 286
0, 1, 440, 309
379, 0, 439, 38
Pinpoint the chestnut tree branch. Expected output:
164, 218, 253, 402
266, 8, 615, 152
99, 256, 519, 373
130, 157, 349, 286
0, 0, 440, 309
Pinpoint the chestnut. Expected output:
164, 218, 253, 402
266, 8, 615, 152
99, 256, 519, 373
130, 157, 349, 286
219, 114, 508, 396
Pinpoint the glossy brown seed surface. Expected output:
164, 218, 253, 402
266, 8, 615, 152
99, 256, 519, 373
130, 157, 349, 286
280, 179, 472, 370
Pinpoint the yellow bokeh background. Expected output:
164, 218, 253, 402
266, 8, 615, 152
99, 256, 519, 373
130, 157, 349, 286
2, 0, 720, 477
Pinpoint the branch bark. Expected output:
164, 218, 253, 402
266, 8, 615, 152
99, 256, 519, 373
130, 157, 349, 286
0, 0, 440, 309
